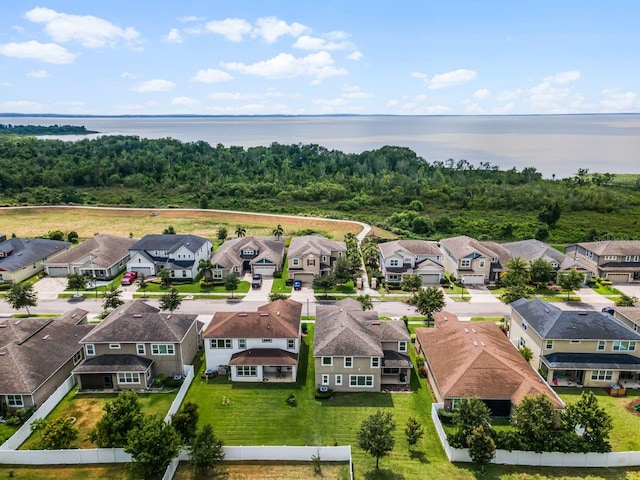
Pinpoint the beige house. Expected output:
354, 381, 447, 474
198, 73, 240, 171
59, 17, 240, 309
509, 298, 640, 388
439, 235, 504, 284
565, 240, 640, 283
211, 236, 284, 280
415, 312, 563, 416
313, 299, 411, 392
73, 301, 200, 390
501, 239, 591, 280
287, 235, 346, 285
612, 306, 640, 332
0, 235, 70, 284
378, 240, 444, 285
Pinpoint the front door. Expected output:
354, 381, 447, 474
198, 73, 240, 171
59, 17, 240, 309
104, 375, 113, 388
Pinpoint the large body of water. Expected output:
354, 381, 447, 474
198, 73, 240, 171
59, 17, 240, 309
2, 114, 639, 178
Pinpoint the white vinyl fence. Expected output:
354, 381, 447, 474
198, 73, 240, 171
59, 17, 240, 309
431, 402, 640, 467
0, 448, 131, 464
163, 365, 194, 423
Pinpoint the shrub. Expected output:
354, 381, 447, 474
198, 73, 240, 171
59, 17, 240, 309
439, 277, 450, 285
315, 388, 334, 400
6, 407, 35, 426
285, 279, 294, 286
286, 394, 297, 406
438, 408, 454, 426
165, 377, 183, 388
600, 280, 613, 286
301, 323, 308, 334
415, 355, 425, 369
199, 280, 214, 288
273, 271, 283, 279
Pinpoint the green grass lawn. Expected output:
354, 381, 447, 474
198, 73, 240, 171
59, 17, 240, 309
470, 316, 503, 322
271, 277, 292, 294
0, 422, 19, 444
143, 280, 250, 294
320, 280, 356, 294
590, 282, 624, 297
0, 465, 136, 479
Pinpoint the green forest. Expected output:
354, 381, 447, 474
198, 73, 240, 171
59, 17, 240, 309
0, 124, 98, 136
0, 134, 638, 243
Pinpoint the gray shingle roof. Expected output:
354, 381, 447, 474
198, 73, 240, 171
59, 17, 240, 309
439, 235, 498, 260
571, 240, 640, 256
44, 234, 136, 269
501, 239, 582, 271
211, 237, 284, 270
288, 236, 346, 258
378, 240, 442, 258
0, 238, 70, 271
80, 301, 197, 344
130, 234, 209, 254
541, 352, 640, 370
511, 298, 640, 340
229, 348, 298, 366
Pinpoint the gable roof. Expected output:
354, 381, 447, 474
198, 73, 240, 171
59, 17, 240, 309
44, 234, 136, 268
211, 236, 284, 269
379, 240, 441, 259
570, 240, 640, 256
501, 239, 584, 270
129, 234, 209, 254
0, 309, 93, 395
511, 298, 640, 340
0, 238, 70, 272
415, 312, 563, 408
314, 299, 409, 357
203, 299, 301, 339
288, 235, 346, 258
80, 301, 197, 344
439, 235, 498, 261
614, 306, 640, 323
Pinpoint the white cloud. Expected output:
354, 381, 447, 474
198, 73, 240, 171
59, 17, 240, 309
0, 100, 48, 112
293, 35, 352, 51
466, 102, 484, 114
208, 91, 285, 101
253, 16, 309, 43
0, 40, 76, 64
27, 69, 51, 78
165, 28, 182, 43
386, 100, 398, 107
544, 70, 580, 85
473, 88, 490, 99
120, 71, 138, 79
492, 103, 515, 114
600, 88, 639, 112
191, 68, 233, 83
428, 69, 477, 89
171, 96, 200, 107
25, 7, 142, 50
497, 89, 522, 102
411, 72, 428, 80
425, 105, 452, 114
205, 18, 252, 42
179, 16, 204, 23
221, 51, 347, 82
131, 79, 175, 92
347, 51, 363, 61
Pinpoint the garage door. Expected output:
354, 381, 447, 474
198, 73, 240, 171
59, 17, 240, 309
606, 273, 631, 284
46, 266, 70, 277
421, 274, 441, 285
294, 273, 315, 285
253, 266, 276, 277
130, 266, 153, 276
461, 274, 485, 285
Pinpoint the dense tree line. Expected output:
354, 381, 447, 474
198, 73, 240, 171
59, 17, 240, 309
0, 124, 97, 135
0, 135, 638, 242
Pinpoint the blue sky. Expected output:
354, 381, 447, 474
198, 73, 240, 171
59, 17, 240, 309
0, 1, 638, 115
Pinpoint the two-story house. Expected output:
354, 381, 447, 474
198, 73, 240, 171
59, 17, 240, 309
565, 240, 640, 283
73, 301, 200, 390
313, 299, 411, 392
502, 239, 591, 281
415, 311, 563, 416
287, 235, 346, 286
203, 299, 302, 382
44, 234, 137, 280
0, 235, 70, 284
378, 240, 444, 285
0, 309, 94, 412
210, 236, 284, 280
509, 298, 640, 388
439, 235, 505, 284
126, 234, 212, 280
612, 306, 640, 332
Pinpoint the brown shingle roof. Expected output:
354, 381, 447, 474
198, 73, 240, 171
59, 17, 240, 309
415, 312, 563, 408
573, 240, 640, 256
229, 348, 298, 366
378, 240, 441, 258
440, 235, 498, 260
44, 234, 137, 269
203, 299, 301, 339
288, 236, 346, 258
211, 236, 284, 270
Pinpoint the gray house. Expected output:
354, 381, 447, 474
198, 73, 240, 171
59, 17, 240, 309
565, 240, 640, 283
502, 239, 591, 281
210, 237, 284, 279
0, 237, 70, 284
287, 235, 346, 285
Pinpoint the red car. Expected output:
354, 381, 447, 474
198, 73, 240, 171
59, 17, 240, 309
121, 271, 138, 285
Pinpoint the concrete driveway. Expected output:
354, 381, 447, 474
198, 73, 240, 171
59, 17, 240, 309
32, 277, 67, 300
241, 277, 272, 302
617, 284, 640, 299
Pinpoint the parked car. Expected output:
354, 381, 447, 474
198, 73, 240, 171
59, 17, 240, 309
293, 280, 302, 291
602, 306, 615, 315
121, 271, 138, 285
252, 274, 263, 289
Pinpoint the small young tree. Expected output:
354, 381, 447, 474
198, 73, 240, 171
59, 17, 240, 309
224, 275, 239, 299
357, 410, 396, 470
269, 292, 288, 302
562, 390, 613, 453
529, 258, 555, 288
449, 397, 492, 448
216, 226, 228, 240
313, 274, 336, 298
502, 257, 530, 286
162, 225, 176, 235
67, 273, 86, 296
616, 293, 638, 307
272, 224, 284, 241
401, 274, 423, 293
125, 416, 181, 480
356, 294, 373, 311
102, 285, 124, 311
89, 391, 144, 447
190, 423, 226, 479
467, 425, 496, 474
235, 226, 246, 238
5, 283, 38, 316
404, 416, 424, 451
67, 230, 79, 244
39, 417, 79, 450
158, 268, 172, 287
501, 284, 534, 304
519, 346, 534, 363
332, 257, 352, 284
160, 287, 182, 313
557, 269, 585, 300
137, 273, 148, 298
511, 393, 556, 453
198, 259, 214, 282
171, 402, 199, 446
412, 286, 445, 325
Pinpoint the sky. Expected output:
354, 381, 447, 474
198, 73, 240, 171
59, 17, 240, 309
0, 1, 639, 116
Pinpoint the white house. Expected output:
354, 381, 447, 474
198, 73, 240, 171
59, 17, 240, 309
378, 240, 444, 285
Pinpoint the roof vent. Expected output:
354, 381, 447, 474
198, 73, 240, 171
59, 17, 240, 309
544, 308, 550, 313
472, 328, 477, 333
71, 313, 76, 318
260, 313, 269, 317
276, 311, 280, 316
372, 321, 381, 325
238, 313, 247, 317
481, 341, 486, 347
167, 315, 171, 319
578, 312, 587, 316
464, 328, 469, 333
0, 324, 7, 328
14, 320, 21, 325
473, 341, 478, 346
133, 314, 142, 318
0, 351, 5, 356
43, 335, 50, 340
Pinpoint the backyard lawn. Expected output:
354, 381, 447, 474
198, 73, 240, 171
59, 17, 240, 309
142, 280, 250, 294
19, 389, 175, 449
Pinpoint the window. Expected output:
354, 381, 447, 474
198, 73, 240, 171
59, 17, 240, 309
335, 374, 342, 386
344, 357, 353, 368
349, 375, 374, 387
117, 372, 140, 384
545, 340, 553, 349
109, 343, 121, 350
604, 255, 617, 261
322, 374, 329, 385
322, 256, 328, 263
585, 250, 594, 259
479, 260, 485, 268
236, 366, 257, 377
262, 338, 273, 343
383, 367, 400, 374
322, 356, 333, 366
292, 258, 300, 266
6, 395, 23, 407
307, 258, 316, 267
210, 339, 232, 349
287, 339, 295, 349
182, 270, 187, 278
613, 340, 636, 351
460, 259, 471, 268
389, 259, 399, 267
591, 370, 613, 381
521, 321, 528, 331
371, 357, 380, 368
399, 341, 407, 352
626, 256, 632, 262
73, 350, 83, 365
634, 256, 639, 262
152, 344, 175, 355
451, 398, 461, 410
519, 337, 526, 347
238, 339, 246, 349
242, 249, 255, 255
85, 344, 95, 356
213, 270, 223, 279
598, 341, 606, 351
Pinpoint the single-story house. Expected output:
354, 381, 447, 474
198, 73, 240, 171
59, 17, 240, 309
0, 237, 70, 284
210, 237, 284, 280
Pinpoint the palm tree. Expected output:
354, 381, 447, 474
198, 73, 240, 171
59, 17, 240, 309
503, 256, 530, 286
272, 224, 284, 241
198, 259, 214, 282
235, 226, 246, 238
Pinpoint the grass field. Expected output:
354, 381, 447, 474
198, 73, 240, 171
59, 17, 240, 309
174, 461, 350, 479
0, 206, 364, 241
143, 280, 251, 294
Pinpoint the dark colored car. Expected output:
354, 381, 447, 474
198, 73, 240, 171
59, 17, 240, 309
252, 274, 263, 288
121, 271, 138, 286
293, 280, 302, 290
602, 306, 615, 315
